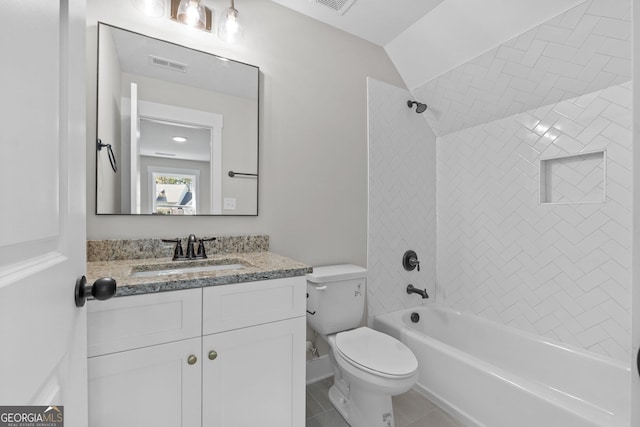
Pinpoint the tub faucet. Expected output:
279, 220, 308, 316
407, 284, 429, 299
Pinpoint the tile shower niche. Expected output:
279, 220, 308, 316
540, 150, 606, 204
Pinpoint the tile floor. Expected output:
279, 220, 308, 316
306, 377, 465, 427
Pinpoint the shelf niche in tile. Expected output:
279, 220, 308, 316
540, 150, 606, 204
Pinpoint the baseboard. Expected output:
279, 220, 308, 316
413, 383, 482, 427
306, 355, 333, 385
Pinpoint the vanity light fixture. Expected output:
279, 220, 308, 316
172, 136, 188, 143
218, 0, 243, 43
171, 0, 213, 32
131, 0, 165, 17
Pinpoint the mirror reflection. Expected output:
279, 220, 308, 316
96, 23, 259, 215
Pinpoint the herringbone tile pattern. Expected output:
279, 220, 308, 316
414, 0, 631, 137
367, 78, 437, 324
541, 151, 605, 204
437, 82, 632, 361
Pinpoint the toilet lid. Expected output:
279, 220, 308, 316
335, 327, 418, 377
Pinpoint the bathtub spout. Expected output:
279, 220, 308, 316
407, 284, 429, 299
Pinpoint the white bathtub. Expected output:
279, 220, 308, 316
374, 305, 630, 427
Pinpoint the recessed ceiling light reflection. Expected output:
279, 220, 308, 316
172, 136, 188, 143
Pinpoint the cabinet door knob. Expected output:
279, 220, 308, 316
208, 350, 218, 360
187, 355, 198, 365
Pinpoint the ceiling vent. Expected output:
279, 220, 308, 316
148, 55, 188, 73
315, 0, 358, 15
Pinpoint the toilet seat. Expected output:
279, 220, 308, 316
334, 327, 418, 379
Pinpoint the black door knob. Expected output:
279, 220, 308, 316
75, 276, 117, 307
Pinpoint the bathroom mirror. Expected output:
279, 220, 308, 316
96, 23, 259, 215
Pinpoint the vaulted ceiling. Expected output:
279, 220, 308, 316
272, 0, 585, 90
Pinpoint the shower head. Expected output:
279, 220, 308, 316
407, 100, 427, 113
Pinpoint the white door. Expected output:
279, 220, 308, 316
0, 1, 88, 425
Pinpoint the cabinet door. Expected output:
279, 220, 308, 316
202, 277, 306, 335
88, 288, 202, 357
202, 317, 306, 427
88, 337, 202, 427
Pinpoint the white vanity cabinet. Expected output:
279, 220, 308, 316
88, 337, 202, 427
201, 278, 306, 427
87, 277, 306, 427
87, 288, 203, 427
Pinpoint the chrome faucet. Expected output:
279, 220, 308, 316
406, 284, 429, 299
162, 235, 217, 261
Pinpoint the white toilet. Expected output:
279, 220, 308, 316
306, 265, 419, 427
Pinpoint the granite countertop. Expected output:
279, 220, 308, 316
87, 251, 313, 297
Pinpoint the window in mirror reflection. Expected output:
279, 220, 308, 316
151, 171, 198, 215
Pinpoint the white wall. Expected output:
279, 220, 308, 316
438, 83, 632, 362
96, 25, 122, 213
86, 0, 405, 267
367, 78, 437, 324
424, 0, 632, 362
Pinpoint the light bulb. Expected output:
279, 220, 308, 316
218, 2, 243, 43
226, 14, 239, 33
185, 4, 200, 25
177, 0, 206, 29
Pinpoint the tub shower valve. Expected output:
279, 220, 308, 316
402, 250, 420, 272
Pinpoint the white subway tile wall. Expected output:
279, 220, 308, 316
367, 0, 632, 363
540, 151, 606, 204
413, 0, 631, 137
367, 78, 437, 325
437, 82, 632, 361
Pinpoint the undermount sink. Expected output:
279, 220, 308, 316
130, 259, 248, 278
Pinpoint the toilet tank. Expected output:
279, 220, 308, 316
306, 264, 367, 335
